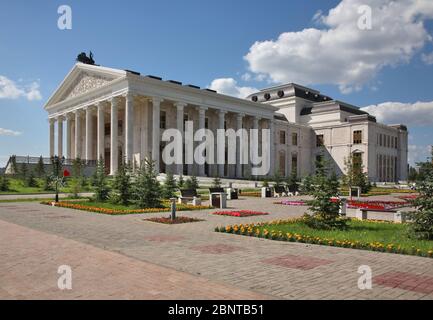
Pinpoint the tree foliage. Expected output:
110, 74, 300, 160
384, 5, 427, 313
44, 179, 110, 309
408, 155, 433, 240
94, 157, 109, 202
343, 154, 371, 194
303, 157, 347, 230
134, 159, 162, 208
162, 172, 178, 199
185, 175, 199, 190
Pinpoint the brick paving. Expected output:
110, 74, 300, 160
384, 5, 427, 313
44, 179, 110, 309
0, 194, 432, 300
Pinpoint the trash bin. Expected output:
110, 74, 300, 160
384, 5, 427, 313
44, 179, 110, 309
210, 192, 227, 208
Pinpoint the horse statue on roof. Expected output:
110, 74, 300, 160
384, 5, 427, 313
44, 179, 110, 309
76, 51, 95, 65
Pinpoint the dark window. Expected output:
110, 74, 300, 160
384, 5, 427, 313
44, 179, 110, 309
279, 131, 286, 144
160, 111, 166, 129
316, 134, 324, 147
105, 123, 110, 136
353, 152, 363, 170
395, 137, 398, 149
292, 132, 298, 146
292, 154, 298, 175
205, 118, 209, 129
353, 130, 362, 144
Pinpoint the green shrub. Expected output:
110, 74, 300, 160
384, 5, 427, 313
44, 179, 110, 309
133, 159, 162, 208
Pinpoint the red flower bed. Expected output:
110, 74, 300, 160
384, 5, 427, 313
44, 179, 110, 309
347, 200, 407, 210
212, 210, 269, 217
144, 216, 203, 224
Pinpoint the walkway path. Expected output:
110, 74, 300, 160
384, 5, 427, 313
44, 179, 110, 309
0, 196, 432, 300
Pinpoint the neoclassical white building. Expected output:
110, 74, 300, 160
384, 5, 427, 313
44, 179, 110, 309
44, 63, 408, 182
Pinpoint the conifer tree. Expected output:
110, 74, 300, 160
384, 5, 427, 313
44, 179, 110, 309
94, 157, 109, 202
185, 175, 199, 190
112, 161, 132, 205
162, 172, 178, 199
211, 176, 222, 188
35, 156, 45, 177
134, 159, 162, 208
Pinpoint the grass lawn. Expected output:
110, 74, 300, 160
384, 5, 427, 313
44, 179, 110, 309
217, 219, 433, 257
0, 178, 92, 195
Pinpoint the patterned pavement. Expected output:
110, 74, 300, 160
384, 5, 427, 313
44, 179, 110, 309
0, 195, 432, 300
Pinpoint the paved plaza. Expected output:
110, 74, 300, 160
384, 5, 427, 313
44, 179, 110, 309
1, 195, 432, 300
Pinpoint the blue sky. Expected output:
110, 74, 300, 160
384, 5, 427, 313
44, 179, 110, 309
1, 0, 433, 167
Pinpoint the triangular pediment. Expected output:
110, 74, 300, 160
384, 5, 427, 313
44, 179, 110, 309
44, 63, 126, 108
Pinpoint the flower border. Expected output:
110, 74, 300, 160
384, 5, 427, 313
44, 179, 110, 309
41, 201, 212, 215
212, 210, 269, 217
214, 218, 433, 259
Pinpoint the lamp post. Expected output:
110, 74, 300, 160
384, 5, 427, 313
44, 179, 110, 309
170, 198, 177, 221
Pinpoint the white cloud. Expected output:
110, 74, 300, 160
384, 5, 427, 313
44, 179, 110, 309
408, 144, 432, 165
0, 75, 42, 101
0, 128, 22, 136
361, 101, 433, 126
244, 0, 433, 93
208, 78, 258, 98
421, 52, 433, 65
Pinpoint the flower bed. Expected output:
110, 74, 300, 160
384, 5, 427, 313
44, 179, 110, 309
214, 219, 433, 259
212, 210, 269, 217
397, 194, 418, 201
145, 216, 203, 224
41, 201, 211, 215
347, 200, 408, 210
276, 200, 307, 206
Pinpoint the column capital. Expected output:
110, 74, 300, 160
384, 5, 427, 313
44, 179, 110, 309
74, 108, 84, 116
110, 96, 122, 106
236, 113, 245, 120
85, 105, 97, 113
57, 115, 65, 122
218, 109, 228, 115
48, 118, 56, 124
97, 100, 109, 108
123, 91, 136, 100
174, 102, 187, 110
151, 97, 164, 105
66, 112, 74, 120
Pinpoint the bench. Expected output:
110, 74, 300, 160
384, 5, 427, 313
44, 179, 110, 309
273, 185, 287, 197
178, 189, 201, 206
288, 185, 300, 196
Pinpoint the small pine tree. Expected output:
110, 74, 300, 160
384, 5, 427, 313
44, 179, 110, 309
178, 175, 185, 189
285, 171, 298, 192
19, 162, 28, 180
273, 171, 283, 187
43, 174, 54, 191
303, 158, 346, 230
94, 157, 109, 202
211, 176, 222, 188
343, 155, 371, 194
162, 172, 177, 199
26, 170, 37, 188
408, 162, 433, 240
300, 175, 313, 194
185, 175, 199, 190
35, 156, 45, 177
262, 179, 269, 188
112, 161, 132, 205
0, 175, 10, 192
134, 159, 162, 208
69, 158, 84, 198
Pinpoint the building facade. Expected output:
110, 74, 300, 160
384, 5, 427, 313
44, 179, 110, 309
44, 63, 408, 182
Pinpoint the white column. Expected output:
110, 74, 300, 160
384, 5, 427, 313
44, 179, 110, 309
197, 106, 207, 177
57, 116, 64, 158
269, 119, 275, 177
110, 97, 119, 175
141, 99, 149, 161
236, 113, 244, 178
125, 93, 134, 164
66, 114, 72, 159
251, 116, 260, 176
175, 102, 186, 175
85, 106, 94, 161
152, 97, 163, 173
97, 102, 106, 161
217, 111, 226, 177
74, 110, 82, 159
49, 118, 55, 157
